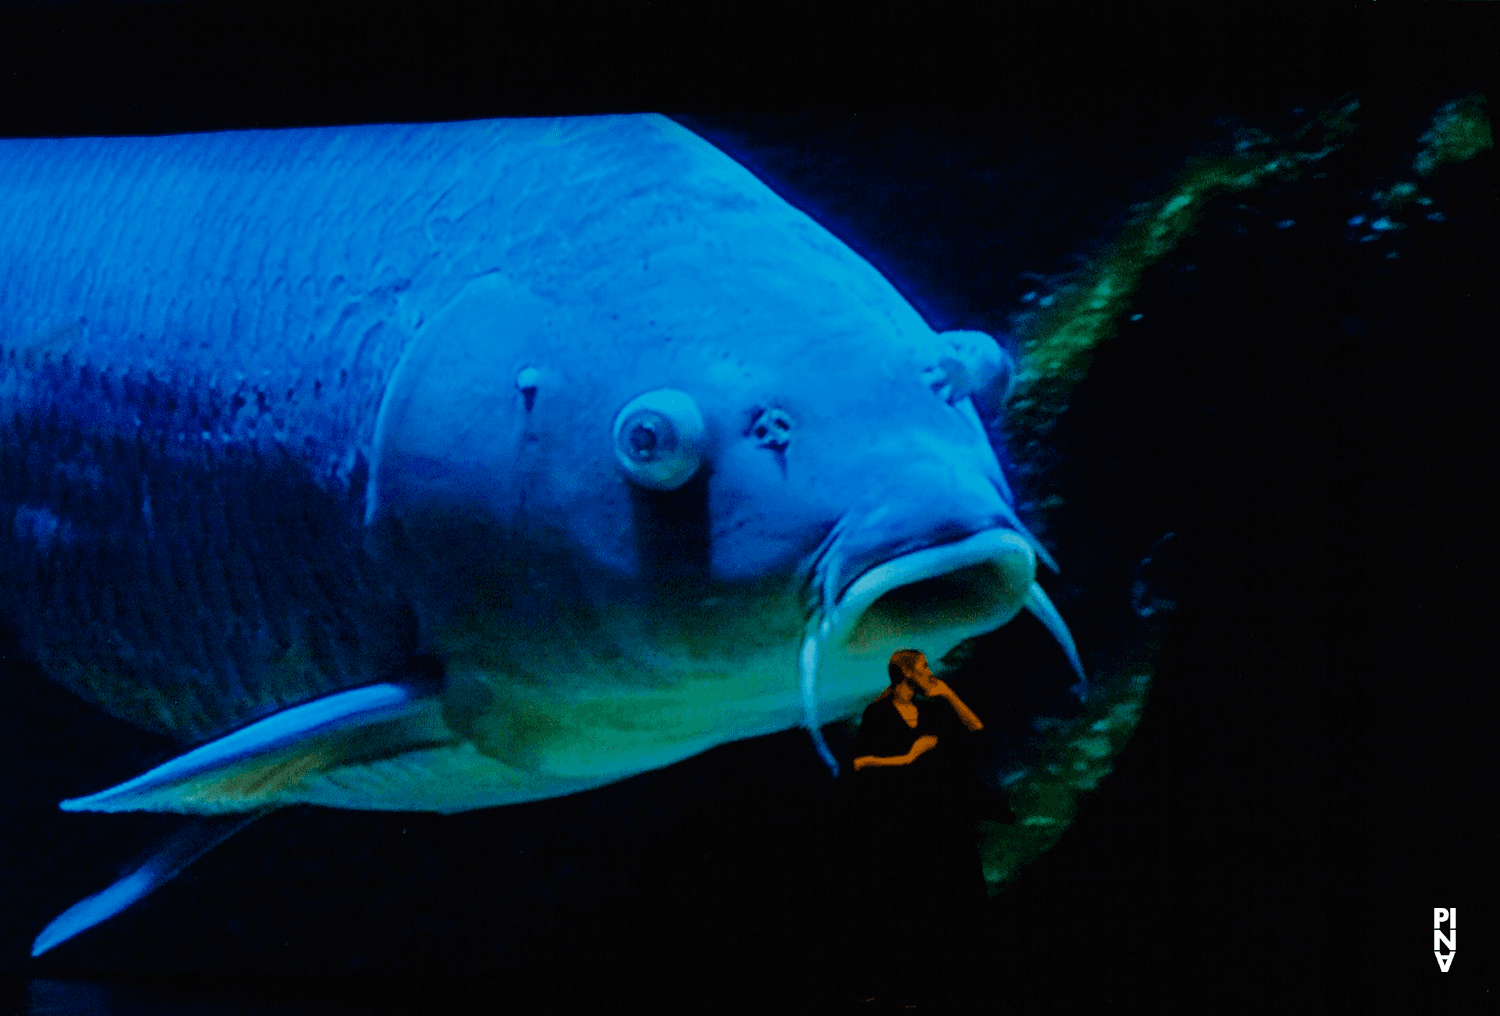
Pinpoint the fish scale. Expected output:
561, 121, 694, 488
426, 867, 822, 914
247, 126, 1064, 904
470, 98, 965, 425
1, 364, 415, 740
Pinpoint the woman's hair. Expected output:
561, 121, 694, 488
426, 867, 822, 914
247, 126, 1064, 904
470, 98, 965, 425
887, 648, 926, 686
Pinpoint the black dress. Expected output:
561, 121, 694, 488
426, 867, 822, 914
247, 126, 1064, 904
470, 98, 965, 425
847, 694, 990, 997
849, 694, 988, 910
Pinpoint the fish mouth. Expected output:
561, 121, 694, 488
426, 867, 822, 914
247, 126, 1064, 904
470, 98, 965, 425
825, 528, 1038, 654
798, 524, 1086, 776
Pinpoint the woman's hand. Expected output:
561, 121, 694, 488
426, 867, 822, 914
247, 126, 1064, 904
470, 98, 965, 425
922, 678, 985, 732
924, 678, 954, 700
906, 734, 939, 761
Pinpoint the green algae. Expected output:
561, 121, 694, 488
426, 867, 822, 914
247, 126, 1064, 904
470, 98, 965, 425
1414, 93, 1492, 177
1366, 96, 1491, 219
977, 92, 1491, 894
1003, 93, 1491, 462
979, 664, 1153, 894
979, 100, 1366, 894
1002, 98, 1360, 462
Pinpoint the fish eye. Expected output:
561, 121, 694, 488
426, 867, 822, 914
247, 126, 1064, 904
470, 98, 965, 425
748, 407, 793, 451
612, 389, 706, 490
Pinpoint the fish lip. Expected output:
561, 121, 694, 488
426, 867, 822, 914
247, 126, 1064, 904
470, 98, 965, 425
823, 526, 1037, 649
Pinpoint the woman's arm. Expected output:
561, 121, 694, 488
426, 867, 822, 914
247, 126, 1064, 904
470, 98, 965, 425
927, 681, 984, 731
852, 734, 938, 771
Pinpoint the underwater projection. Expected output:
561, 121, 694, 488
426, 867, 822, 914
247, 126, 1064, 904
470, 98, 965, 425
5, 97, 1489, 971
1, 115, 1089, 953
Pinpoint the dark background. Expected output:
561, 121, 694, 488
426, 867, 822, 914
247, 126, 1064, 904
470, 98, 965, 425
0, 2, 1495, 1012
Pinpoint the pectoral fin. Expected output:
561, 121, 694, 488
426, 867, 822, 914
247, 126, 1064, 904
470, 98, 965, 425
32, 811, 269, 956
61, 683, 457, 815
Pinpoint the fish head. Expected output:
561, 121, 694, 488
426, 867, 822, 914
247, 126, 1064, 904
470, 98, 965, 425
361, 116, 1054, 803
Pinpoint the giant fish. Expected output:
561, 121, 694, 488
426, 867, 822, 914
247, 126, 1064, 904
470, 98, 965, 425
0, 114, 1082, 952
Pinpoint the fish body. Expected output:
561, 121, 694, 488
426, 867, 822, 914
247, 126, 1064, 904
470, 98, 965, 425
1, 115, 1078, 821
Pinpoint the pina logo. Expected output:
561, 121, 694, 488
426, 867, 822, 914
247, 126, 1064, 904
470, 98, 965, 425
1433, 908, 1456, 972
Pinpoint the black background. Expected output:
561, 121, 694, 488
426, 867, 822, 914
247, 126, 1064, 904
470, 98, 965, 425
0, 2, 1495, 1012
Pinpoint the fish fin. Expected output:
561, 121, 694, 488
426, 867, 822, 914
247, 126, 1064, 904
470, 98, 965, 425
32, 810, 269, 956
1023, 581, 1088, 699
60, 683, 457, 814
287, 741, 596, 813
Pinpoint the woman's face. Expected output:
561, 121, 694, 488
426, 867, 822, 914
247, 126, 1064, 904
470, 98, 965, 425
906, 656, 938, 694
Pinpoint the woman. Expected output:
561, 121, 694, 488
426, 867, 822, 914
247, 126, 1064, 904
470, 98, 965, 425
847, 649, 1008, 999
